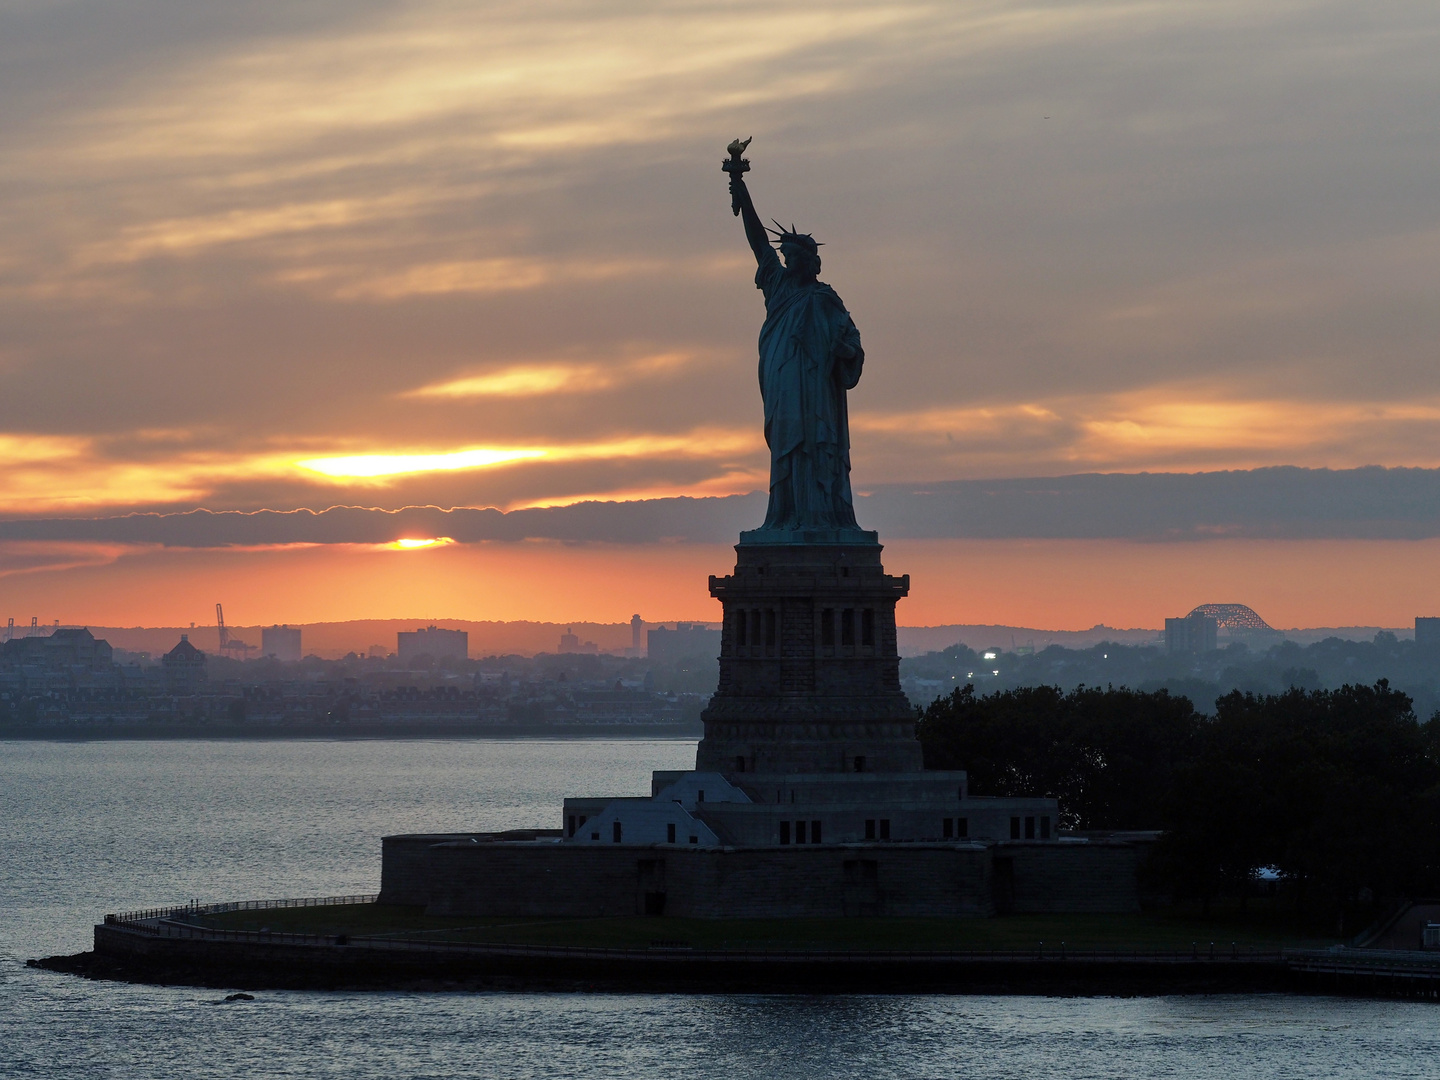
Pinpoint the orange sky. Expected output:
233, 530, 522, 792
4, 537, 1439, 632
3, 0, 1440, 630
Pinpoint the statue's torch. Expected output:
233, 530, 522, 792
723, 137, 752, 215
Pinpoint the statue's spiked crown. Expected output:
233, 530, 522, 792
766, 220, 823, 254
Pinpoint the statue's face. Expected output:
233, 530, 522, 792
780, 241, 811, 274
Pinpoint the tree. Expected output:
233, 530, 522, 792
917, 684, 1202, 830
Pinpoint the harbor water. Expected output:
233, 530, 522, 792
3, 738, 1436, 1079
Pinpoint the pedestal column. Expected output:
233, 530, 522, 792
696, 539, 922, 774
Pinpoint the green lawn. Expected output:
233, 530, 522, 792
200, 902, 1338, 952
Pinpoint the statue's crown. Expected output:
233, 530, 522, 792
766, 220, 823, 253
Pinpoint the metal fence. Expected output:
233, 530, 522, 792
105, 894, 378, 926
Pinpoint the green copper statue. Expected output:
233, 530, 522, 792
724, 138, 868, 540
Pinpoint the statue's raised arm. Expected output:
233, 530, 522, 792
722, 137, 775, 269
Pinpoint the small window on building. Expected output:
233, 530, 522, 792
735, 610, 747, 646
796, 820, 807, 844
590, 832, 599, 841
1025, 816, 1035, 840
957, 785, 964, 801
853, 755, 865, 773
842, 609, 855, 646
861, 609, 875, 646
613, 821, 623, 843
765, 609, 777, 649
698, 790, 704, 802
1040, 816, 1051, 840
879, 819, 891, 840
689, 835, 698, 844
734, 755, 746, 773
667, 823, 676, 844
780, 821, 791, 844
579, 815, 587, 827
957, 818, 968, 838
811, 820, 822, 843
567, 815, 577, 837
865, 819, 876, 840
943, 818, 953, 839
1010, 817, 1021, 840
821, 609, 835, 647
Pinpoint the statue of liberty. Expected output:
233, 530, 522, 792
724, 139, 868, 539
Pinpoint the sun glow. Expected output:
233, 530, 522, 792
297, 447, 547, 478
291, 428, 758, 484
390, 537, 453, 550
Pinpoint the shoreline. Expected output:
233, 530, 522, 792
35, 906, 1440, 999
36, 938, 1301, 997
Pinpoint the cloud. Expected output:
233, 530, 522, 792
404, 351, 697, 398
2, 0, 1440, 528
852, 388, 1440, 478
0, 424, 763, 512
0, 540, 135, 579
8, 467, 1440, 547
862, 467, 1440, 541
298, 446, 547, 478
0, 496, 763, 547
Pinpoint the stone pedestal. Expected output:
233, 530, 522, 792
696, 539, 923, 774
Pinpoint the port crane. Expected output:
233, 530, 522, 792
215, 603, 256, 660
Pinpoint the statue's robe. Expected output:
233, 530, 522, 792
755, 250, 864, 532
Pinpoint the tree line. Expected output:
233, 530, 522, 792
917, 681, 1440, 927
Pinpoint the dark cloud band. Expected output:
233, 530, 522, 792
3, 467, 1439, 546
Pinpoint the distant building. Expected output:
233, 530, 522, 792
1, 627, 114, 673
629, 614, 643, 657
558, 628, 599, 654
261, 624, 302, 663
1417, 618, 1440, 649
397, 625, 468, 665
647, 623, 721, 664
163, 634, 207, 689
1165, 615, 1217, 655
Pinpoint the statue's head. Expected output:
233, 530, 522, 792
769, 221, 822, 278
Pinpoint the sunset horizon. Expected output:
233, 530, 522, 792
5, 0, 1440, 634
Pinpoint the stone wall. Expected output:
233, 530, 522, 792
379, 831, 562, 907
999, 842, 1144, 914
383, 835, 1145, 918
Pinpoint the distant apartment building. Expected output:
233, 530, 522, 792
1165, 614, 1217, 655
558, 628, 599, 654
261, 624, 303, 663
397, 625, 468, 665
163, 634, 207, 689
1417, 617, 1440, 649
647, 622, 721, 664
